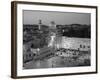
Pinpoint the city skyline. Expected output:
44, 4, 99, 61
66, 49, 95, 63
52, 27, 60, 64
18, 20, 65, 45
23, 10, 90, 25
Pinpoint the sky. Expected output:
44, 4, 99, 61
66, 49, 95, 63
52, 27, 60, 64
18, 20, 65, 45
23, 10, 90, 25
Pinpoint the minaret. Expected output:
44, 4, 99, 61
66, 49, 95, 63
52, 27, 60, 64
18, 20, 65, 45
38, 20, 42, 30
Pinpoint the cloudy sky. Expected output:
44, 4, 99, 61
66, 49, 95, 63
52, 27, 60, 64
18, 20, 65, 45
23, 10, 90, 25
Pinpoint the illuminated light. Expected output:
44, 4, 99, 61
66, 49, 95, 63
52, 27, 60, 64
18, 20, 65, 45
48, 33, 56, 47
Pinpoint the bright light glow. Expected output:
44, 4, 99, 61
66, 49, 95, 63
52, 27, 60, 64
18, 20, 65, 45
48, 33, 56, 47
